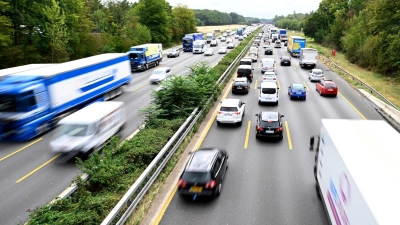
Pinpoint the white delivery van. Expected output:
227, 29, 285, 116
193, 40, 207, 54
299, 48, 318, 68
50, 101, 126, 155
258, 81, 279, 105
261, 58, 275, 74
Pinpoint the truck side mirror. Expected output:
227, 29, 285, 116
309, 136, 315, 151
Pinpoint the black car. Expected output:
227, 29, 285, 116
232, 77, 250, 94
255, 111, 284, 140
178, 148, 229, 197
280, 56, 291, 66
264, 47, 273, 55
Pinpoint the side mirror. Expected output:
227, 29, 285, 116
309, 136, 315, 151
281, 115, 284, 117
257, 86, 260, 89
252, 69, 254, 70
255, 114, 259, 116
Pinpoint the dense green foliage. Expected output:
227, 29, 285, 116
274, 0, 400, 77
0, 0, 197, 69
27, 27, 260, 224
193, 9, 247, 26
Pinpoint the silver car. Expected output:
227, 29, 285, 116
204, 48, 214, 56
149, 67, 173, 83
308, 69, 325, 82
166, 48, 180, 58
219, 47, 228, 54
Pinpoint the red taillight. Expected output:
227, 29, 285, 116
218, 111, 223, 114
277, 127, 283, 131
234, 111, 240, 115
257, 126, 263, 131
273, 78, 276, 80
205, 180, 216, 189
178, 179, 187, 188
245, 86, 248, 89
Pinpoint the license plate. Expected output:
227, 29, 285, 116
265, 130, 274, 133
297, 92, 302, 94
224, 113, 232, 116
237, 87, 242, 89
265, 98, 271, 100
328, 89, 333, 91
190, 186, 203, 193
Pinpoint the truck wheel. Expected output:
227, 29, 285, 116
144, 64, 148, 70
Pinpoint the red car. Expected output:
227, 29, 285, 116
316, 80, 338, 97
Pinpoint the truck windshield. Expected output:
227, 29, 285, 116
0, 95, 17, 112
129, 53, 141, 60
182, 38, 193, 44
54, 123, 96, 137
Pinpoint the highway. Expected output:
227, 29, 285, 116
157, 37, 384, 224
0, 38, 241, 225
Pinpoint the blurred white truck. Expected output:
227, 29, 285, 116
310, 119, 400, 225
299, 48, 318, 69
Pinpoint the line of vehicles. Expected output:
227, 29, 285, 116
178, 24, 400, 225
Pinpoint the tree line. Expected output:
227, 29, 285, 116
193, 9, 248, 26
274, 0, 399, 77
0, 0, 198, 69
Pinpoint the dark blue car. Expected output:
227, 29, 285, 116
288, 83, 306, 100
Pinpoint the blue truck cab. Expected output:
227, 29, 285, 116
0, 53, 132, 141
128, 44, 163, 71
182, 33, 204, 52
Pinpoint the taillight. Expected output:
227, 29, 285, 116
205, 180, 216, 189
257, 126, 263, 131
277, 127, 283, 131
273, 78, 276, 80
178, 179, 187, 188
218, 111, 223, 114
234, 111, 240, 115
245, 86, 248, 89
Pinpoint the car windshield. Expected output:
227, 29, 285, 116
262, 88, 276, 94
260, 121, 279, 127
220, 106, 238, 112
193, 44, 202, 48
168, 49, 176, 52
153, 70, 166, 74
54, 123, 96, 137
182, 172, 211, 183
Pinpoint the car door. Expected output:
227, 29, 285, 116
239, 101, 245, 115
212, 153, 224, 183
316, 81, 322, 92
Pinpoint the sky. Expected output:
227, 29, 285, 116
129, 0, 322, 19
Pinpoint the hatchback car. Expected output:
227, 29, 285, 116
235, 34, 239, 39
255, 111, 284, 140
204, 48, 214, 56
316, 79, 338, 97
238, 36, 244, 41
149, 67, 172, 83
262, 72, 277, 83
232, 77, 250, 94
308, 69, 325, 81
210, 40, 218, 47
218, 47, 227, 54
288, 83, 306, 100
227, 43, 235, 49
280, 56, 291, 66
221, 37, 226, 42
216, 99, 246, 125
264, 46, 273, 55
178, 148, 228, 198
274, 41, 281, 48
166, 48, 180, 58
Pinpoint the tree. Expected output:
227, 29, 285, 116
43, 0, 69, 62
172, 4, 196, 41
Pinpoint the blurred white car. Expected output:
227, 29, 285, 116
261, 72, 277, 83
149, 67, 172, 83
219, 47, 228, 54
226, 38, 233, 43
227, 43, 235, 49
238, 36, 244, 41
204, 48, 214, 56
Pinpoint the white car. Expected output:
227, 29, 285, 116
262, 72, 277, 83
238, 36, 244, 41
226, 38, 233, 43
216, 99, 246, 126
221, 37, 226, 42
210, 39, 218, 47
204, 48, 214, 56
227, 43, 235, 49
235, 35, 239, 39
308, 69, 325, 81
149, 67, 172, 83
218, 47, 228, 54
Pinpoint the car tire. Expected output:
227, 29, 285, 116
320, 91, 323, 96
333, 94, 337, 97
280, 135, 283, 140
289, 96, 292, 100
167, 56, 169, 58
216, 182, 222, 197
289, 63, 291, 66
276, 101, 279, 105
304, 96, 306, 100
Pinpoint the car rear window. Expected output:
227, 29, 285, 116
240, 61, 251, 66
325, 83, 337, 88
292, 85, 304, 90
238, 69, 251, 75
313, 71, 323, 75
182, 172, 211, 183
234, 81, 247, 85
260, 121, 279, 127
220, 106, 238, 112
261, 88, 276, 94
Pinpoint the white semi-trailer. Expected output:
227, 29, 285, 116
310, 119, 400, 225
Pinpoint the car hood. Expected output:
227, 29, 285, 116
150, 74, 166, 79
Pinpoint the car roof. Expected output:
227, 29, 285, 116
154, 67, 171, 72
260, 81, 277, 87
234, 77, 248, 82
312, 69, 323, 72
291, 83, 305, 88
221, 98, 241, 107
282, 56, 290, 59
260, 111, 279, 122
186, 149, 219, 172
262, 58, 274, 62
241, 58, 251, 61
322, 80, 336, 84
238, 65, 252, 69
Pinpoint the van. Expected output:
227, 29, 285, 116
261, 58, 275, 74
237, 65, 254, 82
50, 101, 126, 156
258, 81, 279, 105
193, 40, 207, 54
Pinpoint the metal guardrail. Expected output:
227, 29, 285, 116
101, 32, 258, 225
318, 54, 399, 110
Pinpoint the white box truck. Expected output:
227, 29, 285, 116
206, 32, 215, 44
309, 119, 400, 225
299, 48, 318, 69
50, 101, 126, 157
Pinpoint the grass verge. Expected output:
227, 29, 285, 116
289, 31, 400, 109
